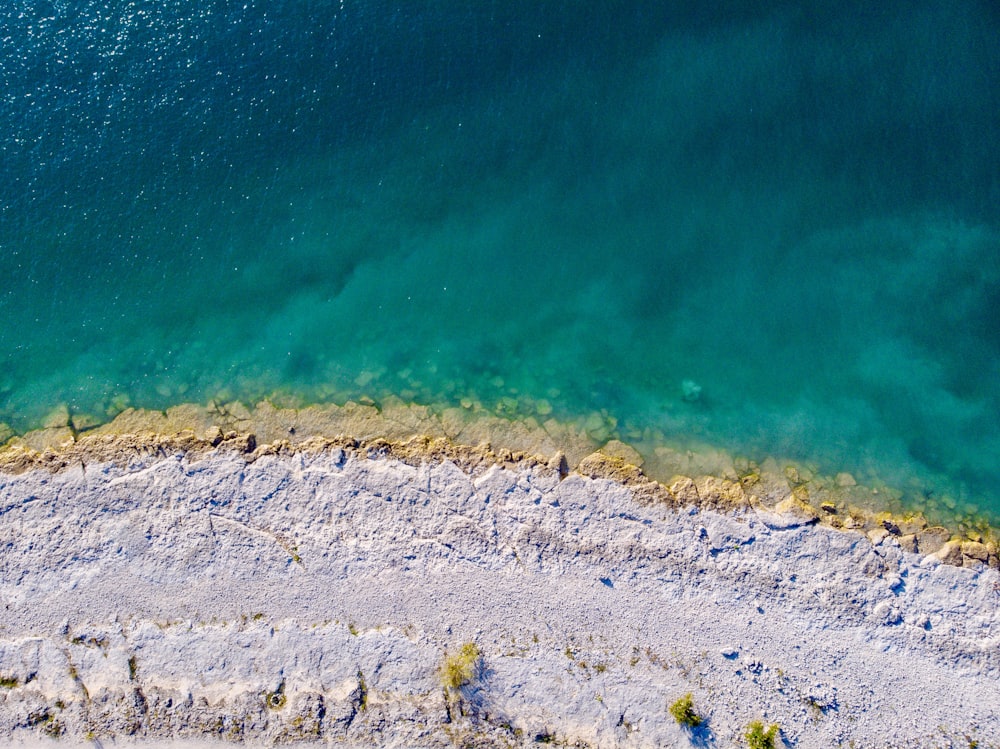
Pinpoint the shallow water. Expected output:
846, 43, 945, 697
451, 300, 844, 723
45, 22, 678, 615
2, 2, 998, 522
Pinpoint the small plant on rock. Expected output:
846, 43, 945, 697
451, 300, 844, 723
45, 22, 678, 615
440, 642, 482, 721
745, 720, 780, 749
441, 642, 481, 691
669, 693, 703, 728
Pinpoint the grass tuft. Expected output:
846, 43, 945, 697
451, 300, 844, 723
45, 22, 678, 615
441, 642, 480, 690
745, 720, 780, 749
669, 693, 703, 728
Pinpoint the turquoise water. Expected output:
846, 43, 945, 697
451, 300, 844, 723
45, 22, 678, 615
2, 2, 998, 521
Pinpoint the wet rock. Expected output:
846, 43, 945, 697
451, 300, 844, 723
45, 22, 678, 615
669, 476, 699, 504
867, 528, 890, 545
897, 517, 929, 536
882, 518, 901, 536
204, 426, 224, 446
916, 527, 951, 555
960, 541, 990, 563
437, 407, 468, 438
92, 407, 171, 435
599, 439, 643, 468
69, 412, 102, 433
578, 451, 636, 480
841, 515, 861, 530
835, 472, 857, 487
42, 404, 71, 429
755, 495, 820, 529
698, 476, 750, 510
231, 433, 257, 454
548, 451, 569, 479
22, 427, 75, 452
681, 379, 702, 402
577, 451, 671, 505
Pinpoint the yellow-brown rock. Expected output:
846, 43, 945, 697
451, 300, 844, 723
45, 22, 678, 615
697, 476, 750, 510
669, 476, 699, 505
961, 541, 990, 563
774, 495, 821, 524
916, 527, 951, 555
576, 451, 673, 505
599, 439, 644, 467
933, 541, 964, 566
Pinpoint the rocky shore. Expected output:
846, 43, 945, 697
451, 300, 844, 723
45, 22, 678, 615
1, 402, 998, 747
3, 398, 997, 565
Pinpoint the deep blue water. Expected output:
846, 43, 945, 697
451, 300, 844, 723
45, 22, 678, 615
2, 1, 999, 523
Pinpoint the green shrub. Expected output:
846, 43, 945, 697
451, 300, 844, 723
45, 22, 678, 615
441, 642, 481, 690
668, 693, 702, 728
745, 720, 780, 749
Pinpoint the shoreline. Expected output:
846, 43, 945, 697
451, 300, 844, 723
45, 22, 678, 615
1, 398, 996, 566
0, 422, 998, 747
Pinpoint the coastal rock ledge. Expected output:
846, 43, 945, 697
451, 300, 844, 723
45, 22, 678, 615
0, 437, 998, 748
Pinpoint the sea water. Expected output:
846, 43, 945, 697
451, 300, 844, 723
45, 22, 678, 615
1, 2, 998, 523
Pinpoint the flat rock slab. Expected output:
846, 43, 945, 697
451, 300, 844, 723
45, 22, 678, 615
0, 448, 998, 747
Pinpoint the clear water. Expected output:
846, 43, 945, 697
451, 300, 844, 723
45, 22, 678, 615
2, 2, 998, 522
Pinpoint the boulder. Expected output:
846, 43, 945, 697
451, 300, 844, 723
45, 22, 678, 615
599, 439, 644, 467
548, 451, 569, 479
42, 404, 71, 429
70, 412, 103, 433
774, 495, 820, 523
755, 495, 820, 530
933, 541, 964, 566
867, 528, 890, 546
896, 517, 929, 536
576, 451, 672, 505
22, 427, 75, 452
835, 472, 857, 487
881, 518, 901, 536
669, 476, 700, 504
916, 527, 951, 555
698, 476, 750, 510
960, 541, 990, 563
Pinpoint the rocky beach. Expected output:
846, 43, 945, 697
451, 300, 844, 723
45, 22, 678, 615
0, 403, 998, 748
4, 2, 999, 747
